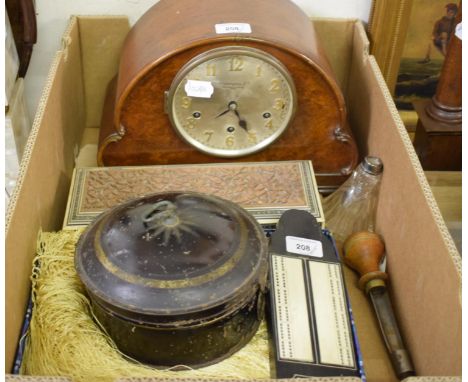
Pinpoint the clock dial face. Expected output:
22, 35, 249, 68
167, 47, 296, 157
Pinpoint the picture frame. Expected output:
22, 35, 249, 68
368, 0, 415, 127
368, 0, 414, 95
368, 0, 460, 131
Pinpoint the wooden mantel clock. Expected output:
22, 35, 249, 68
98, 0, 359, 190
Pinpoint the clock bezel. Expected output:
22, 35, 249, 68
165, 46, 297, 158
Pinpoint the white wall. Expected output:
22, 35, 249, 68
24, 0, 372, 121
293, 0, 372, 21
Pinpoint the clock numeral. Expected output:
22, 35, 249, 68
247, 131, 257, 143
229, 57, 244, 71
206, 63, 217, 77
273, 98, 286, 110
225, 136, 235, 147
269, 79, 281, 93
256, 65, 262, 77
181, 96, 192, 109
265, 119, 274, 129
185, 116, 196, 129
204, 130, 214, 142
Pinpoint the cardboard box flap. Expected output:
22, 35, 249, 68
6, 376, 72, 382
403, 378, 461, 382
76, 16, 130, 127
313, 18, 358, 94
345, 22, 461, 376
5, 17, 88, 371
114, 379, 363, 382
5, 377, 363, 382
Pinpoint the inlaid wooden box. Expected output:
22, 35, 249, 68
62, 161, 324, 228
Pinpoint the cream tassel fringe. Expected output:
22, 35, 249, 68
21, 230, 270, 382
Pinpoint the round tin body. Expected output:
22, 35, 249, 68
75, 192, 268, 367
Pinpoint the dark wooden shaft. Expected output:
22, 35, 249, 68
426, 1, 462, 123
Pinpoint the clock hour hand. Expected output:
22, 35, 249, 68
233, 109, 248, 131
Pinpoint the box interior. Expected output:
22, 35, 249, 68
5, 16, 461, 381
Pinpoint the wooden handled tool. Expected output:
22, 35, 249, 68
343, 230, 388, 292
343, 231, 415, 380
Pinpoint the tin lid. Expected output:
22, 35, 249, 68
361, 156, 383, 175
75, 192, 268, 326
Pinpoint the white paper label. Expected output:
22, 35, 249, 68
184, 80, 214, 98
455, 22, 462, 40
215, 23, 252, 34
286, 236, 323, 258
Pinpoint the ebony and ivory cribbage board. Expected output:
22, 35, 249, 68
268, 210, 361, 378
63, 161, 324, 229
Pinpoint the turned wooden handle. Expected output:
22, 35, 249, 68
343, 231, 388, 292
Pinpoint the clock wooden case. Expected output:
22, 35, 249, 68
98, 0, 359, 189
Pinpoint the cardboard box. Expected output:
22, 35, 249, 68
5, 16, 461, 381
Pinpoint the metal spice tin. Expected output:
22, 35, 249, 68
75, 191, 269, 368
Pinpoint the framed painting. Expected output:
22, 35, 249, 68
368, 0, 459, 130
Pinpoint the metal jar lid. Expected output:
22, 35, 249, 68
361, 156, 383, 175
75, 191, 268, 327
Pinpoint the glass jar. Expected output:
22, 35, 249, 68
322, 156, 383, 245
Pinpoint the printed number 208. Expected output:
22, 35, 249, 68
297, 244, 310, 252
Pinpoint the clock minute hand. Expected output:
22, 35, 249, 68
215, 108, 231, 118
216, 100, 238, 119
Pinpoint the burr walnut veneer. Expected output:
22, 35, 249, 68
98, 0, 358, 189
